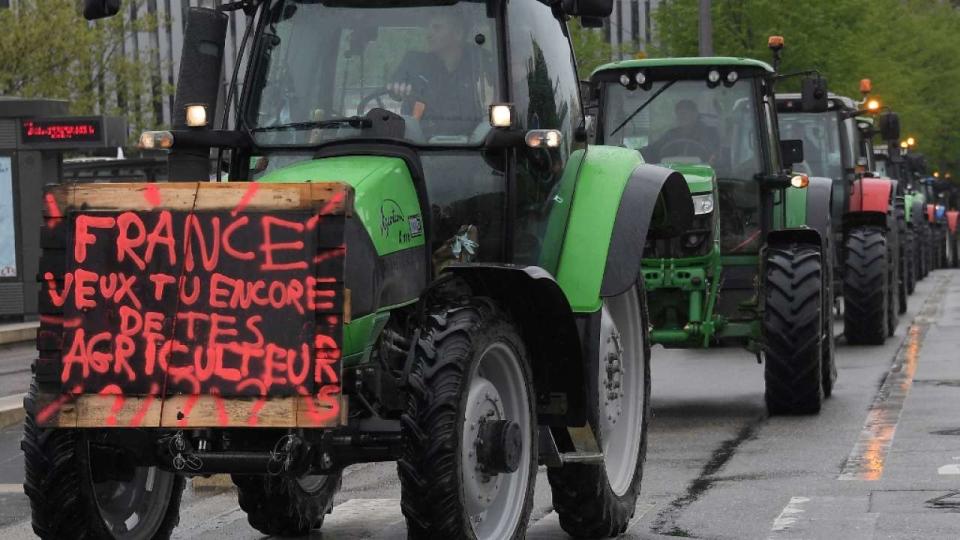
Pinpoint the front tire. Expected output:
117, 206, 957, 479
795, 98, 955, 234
548, 284, 650, 538
843, 227, 889, 345
22, 385, 185, 540
398, 299, 536, 539
763, 245, 824, 415
233, 472, 341, 536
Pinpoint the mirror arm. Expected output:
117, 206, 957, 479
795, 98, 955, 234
774, 69, 822, 83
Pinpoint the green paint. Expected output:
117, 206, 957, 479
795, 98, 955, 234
784, 185, 809, 229
556, 145, 644, 312
538, 149, 586, 274
259, 156, 425, 255
664, 163, 715, 194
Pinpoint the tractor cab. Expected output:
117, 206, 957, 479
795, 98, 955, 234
593, 58, 780, 255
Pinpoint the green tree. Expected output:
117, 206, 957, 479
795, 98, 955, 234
569, 19, 631, 79
0, 0, 168, 139
653, 0, 960, 178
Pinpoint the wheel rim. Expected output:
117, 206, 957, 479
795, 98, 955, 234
598, 288, 645, 497
89, 447, 175, 539
461, 342, 531, 539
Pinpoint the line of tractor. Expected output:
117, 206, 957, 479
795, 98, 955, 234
18, 1, 960, 539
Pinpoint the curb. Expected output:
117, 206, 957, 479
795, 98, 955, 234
0, 394, 26, 429
0, 322, 38, 346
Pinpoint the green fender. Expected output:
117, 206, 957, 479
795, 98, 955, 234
556, 145, 692, 312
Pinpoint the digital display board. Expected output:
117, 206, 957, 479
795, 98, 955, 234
21, 118, 103, 145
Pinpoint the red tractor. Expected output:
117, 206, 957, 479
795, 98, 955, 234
778, 83, 904, 344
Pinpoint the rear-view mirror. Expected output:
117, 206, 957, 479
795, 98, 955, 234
562, 0, 613, 18
83, 0, 121, 20
801, 77, 829, 113
780, 139, 805, 168
879, 112, 901, 141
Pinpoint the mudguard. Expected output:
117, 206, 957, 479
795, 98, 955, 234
801, 176, 833, 253
948, 210, 959, 234
442, 264, 586, 425
849, 176, 894, 213
556, 145, 692, 312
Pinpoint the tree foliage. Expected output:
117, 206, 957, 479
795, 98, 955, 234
0, 0, 167, 137
652, 0, 960, 176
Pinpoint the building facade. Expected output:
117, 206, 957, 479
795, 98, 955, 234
606, 0, 661, 59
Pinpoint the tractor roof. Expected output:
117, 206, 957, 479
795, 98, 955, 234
592, 57, 774, 77
776, 92, 860, 112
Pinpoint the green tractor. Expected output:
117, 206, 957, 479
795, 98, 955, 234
777, 90, 906, 343
588, 40, 836, 415
23, 1, 694, 539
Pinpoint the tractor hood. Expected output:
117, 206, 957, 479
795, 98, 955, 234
662, 163, 715, 195
258, 155, 425, 256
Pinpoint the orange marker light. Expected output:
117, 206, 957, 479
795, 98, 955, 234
866, 99, 880, 112
860, 78, 872, 94
768, 35, 784, 50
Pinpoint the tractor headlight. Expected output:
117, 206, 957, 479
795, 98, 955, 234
692, 193, 715, 215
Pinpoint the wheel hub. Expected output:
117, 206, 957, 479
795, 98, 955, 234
463, 378, 505, 516
602, 326, 625, 425
476, 419, 522, 474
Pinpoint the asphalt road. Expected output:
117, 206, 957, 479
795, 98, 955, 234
0, 271, 958, 539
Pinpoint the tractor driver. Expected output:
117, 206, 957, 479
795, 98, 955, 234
643, 99, 720, 164
387, 10, 494, 138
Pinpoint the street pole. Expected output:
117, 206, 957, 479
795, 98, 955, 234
699, 0, 713, 56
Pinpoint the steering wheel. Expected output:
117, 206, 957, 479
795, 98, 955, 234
659, 138, 712, 160
357, 88, 391, 116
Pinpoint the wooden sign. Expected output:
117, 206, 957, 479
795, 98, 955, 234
36, 182, 352, 428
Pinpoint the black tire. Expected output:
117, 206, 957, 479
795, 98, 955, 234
896, 204, 909, 314
22, 384, 185, 540
763, 245, 824, 415
233, 472, 341, 536
398, 299, 536, 539
843, 227, 888, 345
905, 229, 916, 295
548, 285, 650, 538
887, 236, 899, 337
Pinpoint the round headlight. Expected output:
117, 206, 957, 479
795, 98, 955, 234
635, 71, 647, 85
726, 71, 739, 84
620, 74, 632, 87
707, 70, 721, 84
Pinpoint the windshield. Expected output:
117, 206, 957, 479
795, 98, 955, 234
246, 0, 500, 147
603, 79, 761, 181
778, 112, 843, 179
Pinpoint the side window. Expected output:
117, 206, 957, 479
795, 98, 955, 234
507, 0, 582, 266
762, 94, 781, 172
507, 0, 582, 151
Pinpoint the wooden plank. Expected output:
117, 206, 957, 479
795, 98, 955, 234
296, 393, 348, 428
34, 393, 78, 428
159, 395, 300, 428
44, 182, 352, 214
75, 395, 162, 428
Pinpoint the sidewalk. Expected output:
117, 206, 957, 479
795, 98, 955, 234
0, 322, 37, 346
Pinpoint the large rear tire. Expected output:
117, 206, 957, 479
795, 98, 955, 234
904, 229, 916, 295
548, 284, 650, 538
764, 245, 824, 415
233, 471, 341, 536
22, 385, 185, 540
398, 299, 536, 539
887, 236, 899, 337
843, 227, 889, 345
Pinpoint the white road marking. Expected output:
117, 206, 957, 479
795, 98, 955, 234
938, 457, 960, 475
767, 496, 809, 536
0, 483, 23, 494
